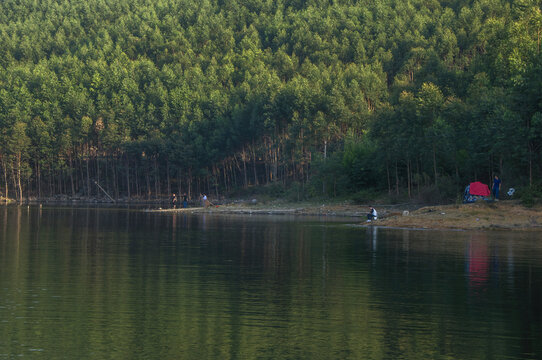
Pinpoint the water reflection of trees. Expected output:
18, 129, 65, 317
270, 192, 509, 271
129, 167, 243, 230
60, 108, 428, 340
1, 210, 541, 358
367, 227, 542, 359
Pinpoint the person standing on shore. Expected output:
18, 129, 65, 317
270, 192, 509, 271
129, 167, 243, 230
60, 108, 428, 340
493, 175, 501, 200
182, 193, 188, 208
171, 193, 177, 208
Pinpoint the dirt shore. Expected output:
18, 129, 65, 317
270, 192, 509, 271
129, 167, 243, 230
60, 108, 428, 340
156, 200, 542, 231
375, 201, 542, 231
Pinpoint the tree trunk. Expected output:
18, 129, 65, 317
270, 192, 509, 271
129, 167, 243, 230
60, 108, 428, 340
252, 140, 258, 186
206, 172, 211, 195
265, 141, 270, 184
11, 167, 18, 202
37, 162, 41, 199
188, 168, 192, 200
78, 151, 84, 195
538, 27, 540, 54
407, 159, 411, 199
455, 162, 459, 185
70, 154, 75, 196
529, 145, 533, 186
223, 161, 228, 192
125, 155, 131, 199
58, 168, 63, 195
106, 156, 110, 194
386, 159, 391, 195
242, 150, 248, 188
214, 166, 219, 199
274, 146, 279, 183
48, 165, 53, 196
177, 167, 182, 195
86, 152, 91, 197
292, 150, 296, 182
17, 153, 23, 203
417, 158, 421, 195
395, 160, 399, 195
96, 154, 100, 194
307, 151, 311, 184
146, 166, 151, 199
230, 160, 237, 188
166, 160, 171, 196
2, 158, 7, 202
135, 162, 140, 198
433, 144, 438, 187
153, 157, 160, 197
322, 141, 327, 195
112, 159, 119, 200
300, 128, 304, 185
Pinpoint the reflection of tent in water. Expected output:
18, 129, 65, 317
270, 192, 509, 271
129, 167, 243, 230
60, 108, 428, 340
466, 233, 490, 289
463, 181, 491, 203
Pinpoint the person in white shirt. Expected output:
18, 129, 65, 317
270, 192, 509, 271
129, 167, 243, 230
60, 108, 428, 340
367, 206, 377, 221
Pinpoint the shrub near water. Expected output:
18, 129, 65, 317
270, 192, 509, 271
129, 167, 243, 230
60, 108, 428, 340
351, 189, 379, 204
519, 185, 542, 207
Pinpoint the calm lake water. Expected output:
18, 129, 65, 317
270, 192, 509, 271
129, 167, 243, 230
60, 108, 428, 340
0, 206, 541, 359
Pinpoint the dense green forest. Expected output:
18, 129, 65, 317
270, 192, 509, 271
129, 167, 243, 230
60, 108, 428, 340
0, 0, 541, 203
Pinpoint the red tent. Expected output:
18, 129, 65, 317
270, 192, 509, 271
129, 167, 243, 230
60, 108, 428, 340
469, 182, 491, 197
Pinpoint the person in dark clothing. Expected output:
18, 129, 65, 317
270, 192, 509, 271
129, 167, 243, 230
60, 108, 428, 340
492, 175, 501, 200
182, 193, 188, 208
171, 193, 177, 208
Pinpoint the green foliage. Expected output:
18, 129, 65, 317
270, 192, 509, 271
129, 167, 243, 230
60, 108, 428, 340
518, 185, 542, 207
351, 189, 379, 205
0, 0, 540, 203
284, 182, 306, 202
307, 151, 350, 198
342, 137, 382, 190
417, 175, 461, 204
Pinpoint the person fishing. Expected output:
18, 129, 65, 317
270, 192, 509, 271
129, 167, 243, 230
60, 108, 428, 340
367, 206, 377, 222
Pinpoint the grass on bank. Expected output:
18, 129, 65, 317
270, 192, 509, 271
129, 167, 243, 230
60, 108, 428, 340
222, 179, 542, 212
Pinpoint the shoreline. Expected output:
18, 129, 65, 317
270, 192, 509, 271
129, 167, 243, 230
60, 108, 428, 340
152, 200, 542, 231
5, 198, 542, 231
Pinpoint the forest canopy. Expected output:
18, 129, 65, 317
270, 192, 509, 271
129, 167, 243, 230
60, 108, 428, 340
0, 0, 541, 202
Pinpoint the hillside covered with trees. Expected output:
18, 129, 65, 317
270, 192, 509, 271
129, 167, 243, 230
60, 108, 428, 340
0, 0, 541, 203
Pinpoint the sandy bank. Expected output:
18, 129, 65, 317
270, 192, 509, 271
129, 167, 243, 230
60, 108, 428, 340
376, 201, 542, 231
152, 200, 542, 231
